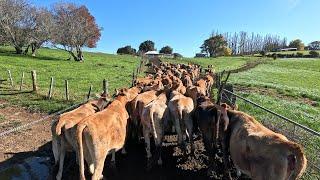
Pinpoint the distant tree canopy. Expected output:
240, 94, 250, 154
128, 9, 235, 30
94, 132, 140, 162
117, 45, 136, 55
289, 39, 305, 51
173, 53, 183, 58
0, 0, 101, 61
0, 0, 35, 54
138, 40, 155, 53
201, 34, 228, 57
52, 3, 101, 61
159, 46, 173, 54
309, 41, 320, 50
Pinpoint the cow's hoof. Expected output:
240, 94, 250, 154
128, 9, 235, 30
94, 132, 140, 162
146, 158, 154, 171
121, 148, 127, 155
110, 161, 116, 169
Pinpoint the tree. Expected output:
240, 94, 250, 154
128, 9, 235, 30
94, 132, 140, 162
309, 50, 319, 58
289, 39, 305, 51
117, 45, 136, 55
173, 53, 183, 59
51, 3, 101, 61
138, 40, 155, 53
200, 34, 227, 57
0, 0, 35, 54
159, 46, 173, 54
309, 41, 320, 50
223, 47, 232, 56
27, 7, 54, 56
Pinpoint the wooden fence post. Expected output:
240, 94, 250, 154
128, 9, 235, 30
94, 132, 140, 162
87, 85, 92, 100
103, 79, 108, 95
7, 70, 13, 88
31, 70, 37, 92
65, 80, 69, 101
47, 77, 54, 99
131, 72, 135, 87
19, 72, 24, 91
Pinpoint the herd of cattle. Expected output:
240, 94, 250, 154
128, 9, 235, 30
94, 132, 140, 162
51, 62, 307, 180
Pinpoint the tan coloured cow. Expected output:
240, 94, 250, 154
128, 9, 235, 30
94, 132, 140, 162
52, 94, 109, 180
140, 92, 169, 166
76, 88, 139, 180
168, 90, 194, 152
220, 109, 307, 180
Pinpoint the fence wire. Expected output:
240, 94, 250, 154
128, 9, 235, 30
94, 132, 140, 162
222, 89, 320, 180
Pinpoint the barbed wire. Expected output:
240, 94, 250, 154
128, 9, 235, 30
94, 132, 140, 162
0, 99, 92, 138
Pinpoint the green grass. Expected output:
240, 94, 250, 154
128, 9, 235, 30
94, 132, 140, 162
230, 58, 320, 101
0, 47, 140, 113
162, 56, 262, 72
267, 50, 320, 55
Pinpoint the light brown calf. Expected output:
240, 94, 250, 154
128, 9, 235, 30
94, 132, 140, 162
168, 91, 194, 152
141, 92, 169, 166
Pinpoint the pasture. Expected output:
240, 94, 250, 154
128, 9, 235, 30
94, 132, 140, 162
0, 47, 140, 113
0, 47, 319, 179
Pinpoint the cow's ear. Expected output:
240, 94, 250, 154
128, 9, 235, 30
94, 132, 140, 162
221, 103, 228, 109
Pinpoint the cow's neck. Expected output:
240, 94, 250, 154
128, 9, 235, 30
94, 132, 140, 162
114, 95, 128, 107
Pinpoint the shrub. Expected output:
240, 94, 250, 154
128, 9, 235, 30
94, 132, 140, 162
259, 51, 266, 56
296, 52, 303, 57
309, 50, 319, 58
223, 47, 232, 56
173, 53, 183, 59
272, 53, 277, 60
117, 45, 136, 55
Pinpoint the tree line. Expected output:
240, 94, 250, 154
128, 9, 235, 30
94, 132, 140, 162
0, 0, 101, 61
117, 40, 180, 57
201, 30, 320, 57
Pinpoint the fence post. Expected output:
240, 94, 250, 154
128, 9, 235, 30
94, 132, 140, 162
31, 70, 37, 92
87, 85, 92, 100
103, 79, 108, 95
65, 80, 69, 101
7, 70, 13, 88
131, 72, 135, 87
47, 77, 54, 99
19, 72, 24, 91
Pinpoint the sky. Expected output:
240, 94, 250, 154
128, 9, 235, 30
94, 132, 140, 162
30, 0, 320, 57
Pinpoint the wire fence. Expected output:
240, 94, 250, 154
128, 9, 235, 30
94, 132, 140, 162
221, 88, 320, 180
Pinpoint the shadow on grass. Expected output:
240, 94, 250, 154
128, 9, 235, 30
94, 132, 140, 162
0, 50, 66, 62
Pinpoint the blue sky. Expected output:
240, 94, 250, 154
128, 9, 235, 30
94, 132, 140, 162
31, 0, 319, 57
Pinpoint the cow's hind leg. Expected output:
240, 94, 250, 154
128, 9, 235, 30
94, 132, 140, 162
92, 148, 109, 180
56, 137, 66, 180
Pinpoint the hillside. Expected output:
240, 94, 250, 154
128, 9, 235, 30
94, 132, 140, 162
1, 48, 319, 132
0, 47, 140, 113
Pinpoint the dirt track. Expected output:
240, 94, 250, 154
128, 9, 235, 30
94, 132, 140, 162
0, 99, 248, 180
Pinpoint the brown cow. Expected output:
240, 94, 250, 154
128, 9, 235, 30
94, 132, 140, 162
195, 79, 207, 96
182, 74, 193, 88
220, 109, 307, 180
52, 94, 109, 180
76, 88, 139, 180
168, 90, 194, 152
141, 92, 169, 166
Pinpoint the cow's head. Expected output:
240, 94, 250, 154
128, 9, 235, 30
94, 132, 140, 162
93, 92, 110, 112
215, 103, 230, 131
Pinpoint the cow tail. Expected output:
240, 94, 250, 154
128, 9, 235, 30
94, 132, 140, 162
215, 110, 221, 141
150, 109, 158, 139
55, 119, 66, 135
287, 142, 307, 180
77, 124, 87, 180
